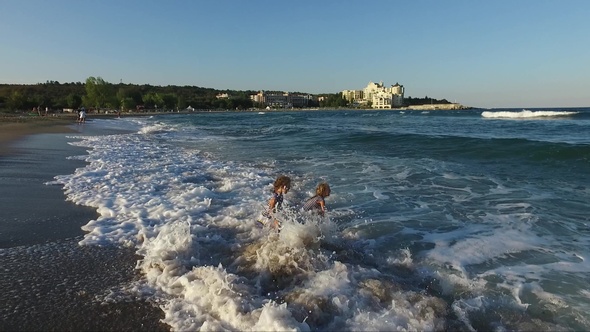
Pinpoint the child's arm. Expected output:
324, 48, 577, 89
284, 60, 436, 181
267, 196, 277, 213
318, 198, 326, 216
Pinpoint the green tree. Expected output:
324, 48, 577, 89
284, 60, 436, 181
120, 97, 136, 111
320, 93, 348, 108
66, 93, 82, 108
161, 93, 177, 110
176, 95, 186, 110
116, 86, 142, 106
83, 76, 114, 109
6, 91, 27, 111
142, 92, 164, 109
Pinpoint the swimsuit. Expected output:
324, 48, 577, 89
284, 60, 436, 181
271, 192, 283, 211
258, 192, 283, 226
302, 195, 324, 212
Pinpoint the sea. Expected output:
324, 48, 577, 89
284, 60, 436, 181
48, 107, 590, 331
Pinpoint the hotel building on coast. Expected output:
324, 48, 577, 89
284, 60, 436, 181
248, 81, 413, 110
250, 91, 314, 108
342, 81, 405, 109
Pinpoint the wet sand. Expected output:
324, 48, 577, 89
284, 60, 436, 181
0, 117, 75, 155
0, 119, 169, 331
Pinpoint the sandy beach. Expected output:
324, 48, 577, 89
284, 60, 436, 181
0, 116, 168, 331
0, 116, 74, 155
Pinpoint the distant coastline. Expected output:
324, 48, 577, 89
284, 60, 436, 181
0, 79, 469, 114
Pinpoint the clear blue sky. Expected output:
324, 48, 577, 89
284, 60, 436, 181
1, 0, 589, 108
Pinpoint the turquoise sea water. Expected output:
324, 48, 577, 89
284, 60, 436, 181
52, 108, 590, 331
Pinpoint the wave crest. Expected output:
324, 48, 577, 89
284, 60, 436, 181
481, 109, 578, 119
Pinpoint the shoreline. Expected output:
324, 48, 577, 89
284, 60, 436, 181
0, 118, 75, 155
0, 111, 178, 154
0, 119, 169, 330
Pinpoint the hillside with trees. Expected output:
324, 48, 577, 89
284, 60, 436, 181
0, 77, 455, 113
0, 77, 257, 113
404, 96, 452, 106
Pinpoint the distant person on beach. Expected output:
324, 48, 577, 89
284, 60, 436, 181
302, 182, 331, 216
258, 175, 291, 229
78, 108, 86, 123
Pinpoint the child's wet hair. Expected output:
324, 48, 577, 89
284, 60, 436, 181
273, 175, 291, 191
316, 182, 330, 196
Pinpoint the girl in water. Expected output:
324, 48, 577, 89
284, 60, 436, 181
302, 182, 331, 216
258, 175, 291, 229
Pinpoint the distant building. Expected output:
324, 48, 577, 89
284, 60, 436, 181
250, 91, 313, 108
342, 81, 405, 109
251, 91, 265, 104
342, 89, 364, 105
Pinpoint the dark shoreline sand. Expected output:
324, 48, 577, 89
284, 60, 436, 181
0, 118, 75, 155
0, 118, 168, 331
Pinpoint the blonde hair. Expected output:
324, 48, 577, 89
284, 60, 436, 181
315, 182, 330, 197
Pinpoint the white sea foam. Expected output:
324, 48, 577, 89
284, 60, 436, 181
481, 109, 578, 119
46, 114, 590, 331
49, 117, 451, 331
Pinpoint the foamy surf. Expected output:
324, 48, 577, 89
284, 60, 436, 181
481, 109, 578, 118
46, 109, 590, 331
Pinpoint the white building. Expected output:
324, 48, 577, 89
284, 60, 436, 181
372, 91, 394, 109
251, 91, 265, 104
342, 89, 364, 105
342, 81, 405, 109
